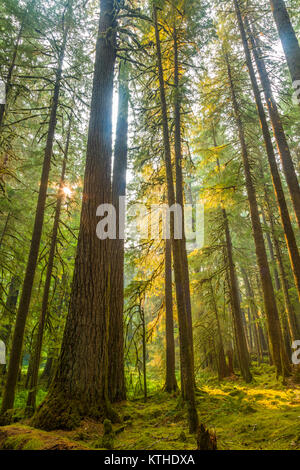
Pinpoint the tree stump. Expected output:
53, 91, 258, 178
197, 424, 217, 450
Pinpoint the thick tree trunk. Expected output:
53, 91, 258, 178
32, 0, 119, 431
234, 0, 300, 303
153, 4, 198, 433
245, 17, 300, 229
269, 0, 300, 87
0, 9, 70, 416
164, 239, 178, 392
225, 50, 291, 378
26, 118, 72, 414
108, 62, 129, 403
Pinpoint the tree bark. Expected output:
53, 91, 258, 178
263, 187, 300, 342
0, 6, 71, 416
153, 3, 198, 433
32, 0, 119, 431
0, 276, 20, 374
261, 208, 281, 291
225, 50, 290, 378
223, 207, 252, 382
245, 16, 300, 229
108, 61, 129, 403
269, 0, 300, 88
173, 24, 195, 387
164, 239, 178, 392
241, 269, 264, 363
209, 280, 229, 380
234, 0, 300, 304
0, 0, 37, 129
213, 126, 251, 381
26, 117, 72, 414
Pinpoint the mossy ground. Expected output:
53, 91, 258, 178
0, 364, 300, 450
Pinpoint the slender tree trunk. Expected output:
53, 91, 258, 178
153, 4, 198, 433
26, 118, 72, 414
223, 207, 252, 382
269, 0, 300, 88
141, 303, 147, 402
164, 239, 178, 392
32, 0, 119, 431
0, 8, 71, 416
209, 280, 229, 380
225, 50, 290, 378
245, 16, 300, 229
0, 1, 35, 129
173, 24, 195, 387
234, 0, 300, 303
108, 62, 129, 403
242, 270, 263, 363
261, 208, 281, 291
264, 189, 300, 342
0, 213, 11, 251
0, 276, 20, 374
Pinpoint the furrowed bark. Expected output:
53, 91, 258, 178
108, 61, 129, 403
32, 0, 119, 431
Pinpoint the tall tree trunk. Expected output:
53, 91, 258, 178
261, 207, 281, 291
245, 16, 300, 229
241, 270, 264, 363
213, 127, 251, 381
164, 239, 178, 392
264, 187, 300, 342
209, 280, 229, 380
141, 303, 147, 402
32, 0, 119, 431
0, 212, 11, 250
108, 61, 129, 403
153, 3, 198, 433
234, 0, 300, 303
223, 207, 252, 382
0, 7, 71, 416
225, 50, 290, 378
173, 24, 195, 387
269, 0, 300, 88
26, 118, 72, 414
0, 0, 36, 129
0, 276, 20, 374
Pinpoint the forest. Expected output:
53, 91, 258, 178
0, 0, 300, 453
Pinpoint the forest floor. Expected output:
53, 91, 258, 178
0, 363, 300, 450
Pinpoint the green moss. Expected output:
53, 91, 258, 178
1, 433, 43, 450
1, 364, 299, 450
23, 438, 44, 450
